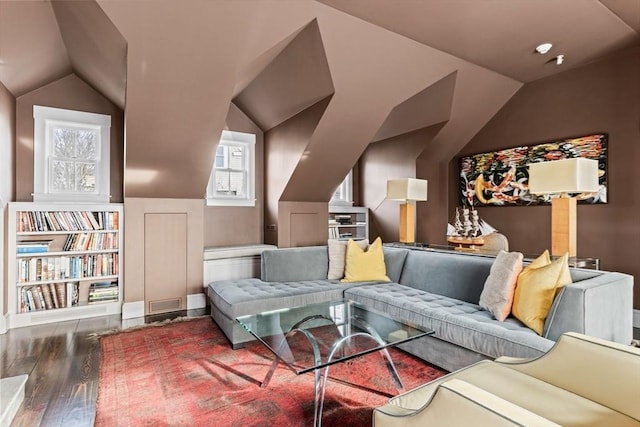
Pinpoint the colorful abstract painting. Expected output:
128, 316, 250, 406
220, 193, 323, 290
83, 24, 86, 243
459, 134, 608, 206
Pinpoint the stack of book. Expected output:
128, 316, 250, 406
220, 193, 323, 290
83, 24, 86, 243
88, 281, 119, 304
17, 240, 52, 254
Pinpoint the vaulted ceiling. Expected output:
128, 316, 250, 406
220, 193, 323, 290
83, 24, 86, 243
0, 0, 638, 199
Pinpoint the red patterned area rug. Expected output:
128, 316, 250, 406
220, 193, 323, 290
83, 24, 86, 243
96, 317, 445, 426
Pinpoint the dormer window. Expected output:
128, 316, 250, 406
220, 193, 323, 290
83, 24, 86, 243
33, 106, 111, 203
206, 130, 256, 207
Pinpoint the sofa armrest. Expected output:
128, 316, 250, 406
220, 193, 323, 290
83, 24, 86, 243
374, 379, 560, 427
497, 332, 640, 422
543, 272, 633, 344
260, 246, 329, 282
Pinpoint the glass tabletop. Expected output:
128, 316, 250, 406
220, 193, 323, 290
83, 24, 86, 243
236, 299, 433, 375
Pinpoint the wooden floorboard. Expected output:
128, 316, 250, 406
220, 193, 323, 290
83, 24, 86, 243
2, 311, 204, 427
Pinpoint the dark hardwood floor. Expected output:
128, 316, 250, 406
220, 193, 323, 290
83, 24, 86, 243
1, 312, 639, 427
1, 309, 206, 427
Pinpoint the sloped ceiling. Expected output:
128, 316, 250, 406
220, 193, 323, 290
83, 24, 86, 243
319, 0, 640, 82
0, 0, 126, 108
50, 1, 127, 109
0, 1, 71, 96
233, 20, 334, 132
1, 0, 638, 200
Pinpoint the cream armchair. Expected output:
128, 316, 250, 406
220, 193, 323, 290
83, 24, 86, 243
374, 332, 640, 426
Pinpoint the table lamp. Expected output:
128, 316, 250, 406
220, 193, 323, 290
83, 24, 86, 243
527, 158, 599, 257
386, 178, 428, 244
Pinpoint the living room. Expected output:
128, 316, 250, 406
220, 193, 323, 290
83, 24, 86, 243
1, 0, 639, 426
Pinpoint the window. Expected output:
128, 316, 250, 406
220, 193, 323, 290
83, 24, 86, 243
330, 170, 353, 206
206, 130, 256, 207
33, 106, 111, 203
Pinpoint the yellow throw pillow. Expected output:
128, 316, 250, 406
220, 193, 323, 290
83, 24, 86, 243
528, 249, 551, 269
512, 252, 572, 335
341, 237, 390, 283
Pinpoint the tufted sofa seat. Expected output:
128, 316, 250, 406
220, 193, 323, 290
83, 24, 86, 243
345, 283, 552, 368
209, 278, 376, 348
207, 245, 634, 371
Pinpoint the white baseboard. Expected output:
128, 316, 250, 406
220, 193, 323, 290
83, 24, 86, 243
634, 309, 640, 329
187, 293, 206, 310
122, 301, 145, 319
0, 313, 7, 334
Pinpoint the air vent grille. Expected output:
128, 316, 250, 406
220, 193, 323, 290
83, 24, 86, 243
149, 298, 182, 314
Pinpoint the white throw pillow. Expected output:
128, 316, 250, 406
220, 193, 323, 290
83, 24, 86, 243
327, 239, 369, 280
479, 250, 524, 321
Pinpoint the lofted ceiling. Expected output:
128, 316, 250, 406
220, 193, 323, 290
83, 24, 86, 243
319, 0, 640, 83
0, 0, 638, 200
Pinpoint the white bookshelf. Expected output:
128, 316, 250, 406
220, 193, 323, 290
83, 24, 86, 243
328, 206, 369, 240
7, 202, 123, 328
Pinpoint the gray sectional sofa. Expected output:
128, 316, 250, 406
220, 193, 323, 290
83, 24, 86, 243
206, 245, 633, 372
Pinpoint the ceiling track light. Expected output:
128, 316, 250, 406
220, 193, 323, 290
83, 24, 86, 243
535, 43, 553, 54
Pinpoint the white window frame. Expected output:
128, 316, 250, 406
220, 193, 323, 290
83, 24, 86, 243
206, 130, 256, 207
330, 170, 353, 206
33, 106, 111, 203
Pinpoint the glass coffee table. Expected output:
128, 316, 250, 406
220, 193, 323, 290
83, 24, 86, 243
236, 299, 433, 426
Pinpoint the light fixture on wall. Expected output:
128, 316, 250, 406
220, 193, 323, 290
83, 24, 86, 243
386, 178, 428, 244
527, 158, 599, 257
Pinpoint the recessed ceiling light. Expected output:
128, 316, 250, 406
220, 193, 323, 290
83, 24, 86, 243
556, 54, 565, 65
535, 43, 553, 54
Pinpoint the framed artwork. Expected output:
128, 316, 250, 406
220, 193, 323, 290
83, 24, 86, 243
459, 134, 607, 206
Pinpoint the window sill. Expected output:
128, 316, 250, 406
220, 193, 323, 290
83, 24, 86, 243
206, 198, 256, 207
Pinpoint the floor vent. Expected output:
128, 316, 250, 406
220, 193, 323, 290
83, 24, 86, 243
149, 298, 182, 314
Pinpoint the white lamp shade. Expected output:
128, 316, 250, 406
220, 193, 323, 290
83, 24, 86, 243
528, 158, 599, 195
386, 178, 428, 201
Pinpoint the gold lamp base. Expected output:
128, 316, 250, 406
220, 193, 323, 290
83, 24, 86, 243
551, 196, 577, 257
399, 202, 415, 243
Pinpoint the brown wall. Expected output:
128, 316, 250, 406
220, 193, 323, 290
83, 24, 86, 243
360, 125, 445, 243
1, 82, 16, 318
203, 103, 265, 247
0, 82, 15, 204
15, 74, 124, 202
264, 97, 332, 246
455, 46, 640, 309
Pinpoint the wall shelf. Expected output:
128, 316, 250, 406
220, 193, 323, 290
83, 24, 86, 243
328, 206, 369, 240
7, 202, 123, 329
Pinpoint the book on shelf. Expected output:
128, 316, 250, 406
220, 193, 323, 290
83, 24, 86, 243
66, 282, 79, 308
55, 283, 66, 308
48, 283, 60, 309
40, 285, 54, 309
17, 240, 53, 254
16, 210, 120, 232
19, 282, 79, 312
88, 281, 119, 304
334, 215, 352, 225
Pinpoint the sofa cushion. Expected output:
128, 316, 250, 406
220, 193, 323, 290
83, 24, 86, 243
345, 283, 553, 360
327, 239, 369, 280
342, 237, 390, 283
383, 246, 409, 283
398, 250, 493, 303
513, 253, 572, 334
479, 251, 523, 321
261, 246, 329, 282
208, 278, 375, 319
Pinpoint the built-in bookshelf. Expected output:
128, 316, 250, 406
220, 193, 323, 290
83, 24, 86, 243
7, 202, 123, 328
328, 206, 369, 240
